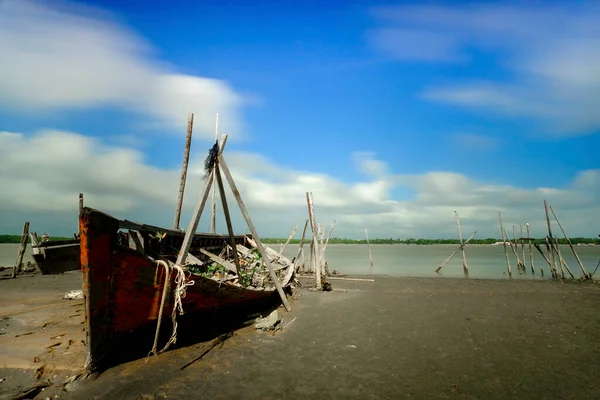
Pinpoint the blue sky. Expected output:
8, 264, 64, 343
0, 0, 599, 239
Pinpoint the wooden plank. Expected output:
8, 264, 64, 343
129, 230, 145, 253
175, 136, 228, 266
277, 225, 297, 259
217, 153, 292, 311
174, 112, 194, 230
29, 232, 41, 255
12, 222, 30, 278
293, 219, 309, 272
198, 248, 237, 273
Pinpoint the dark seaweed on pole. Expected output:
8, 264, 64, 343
203, 141, 220, 179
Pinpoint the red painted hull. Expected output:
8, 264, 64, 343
80, 207, 284, 372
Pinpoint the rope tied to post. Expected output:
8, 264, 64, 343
148, 260, 195, 358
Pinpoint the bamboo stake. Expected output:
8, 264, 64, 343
553, 235, 574, 279
277, 225, 298, 259
435, 231, 476, 273
455, 211, 469, 277
512, 225, 525, 270
545, 237, 557, 278
306, 192, 321, 288
526, 222, 535, 275
214, 161, 241, 276
498, 211, 512, 278
365, 228, 374, 274
218, 154, 291, 311
543, 200, 557, 272
173, 113, 194, 230
292, 220, 309, 272
549, 206, 589, 278
176, 136, 227, 266
12, 222, 30, 278
533, 243, 552, 267
210, 113, 219, 234
520, 224, 526, 273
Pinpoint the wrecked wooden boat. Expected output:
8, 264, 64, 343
30, 233, 80, 274
80, 206, 296, 372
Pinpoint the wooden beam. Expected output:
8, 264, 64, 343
435, 231, 476, 273
12, 222, 30, 278
455, 211, 469, 277
549, 206, 589, 278
498, 211, 512, 278
214, 161, 242, 276
217, 154, 292, 312
174, 112, 194, 230
198, 248, 237, 273
175, 136, 228, 266
306, 192, 321, 288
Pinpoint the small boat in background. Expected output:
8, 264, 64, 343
30, 232, 80, 274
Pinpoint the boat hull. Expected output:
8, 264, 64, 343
80, 207, 283, 372
32, 243, 80, 274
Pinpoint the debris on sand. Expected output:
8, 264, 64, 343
255, 310, 281, 332
63, 290, 83, 300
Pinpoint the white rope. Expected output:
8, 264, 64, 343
148, 260, 195, 358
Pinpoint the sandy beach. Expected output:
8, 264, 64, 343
1, 270, 600, 400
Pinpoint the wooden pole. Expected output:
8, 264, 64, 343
512, 225, 524, 270
520, 224, 526, 273
11, 222, 30, 278
526, 222, 535, 274
210, 113, 219, 234
365, 228, 374, 274
277, 225, 298, 259
498, 211, 512, 278
175, 135, 227, 265
218, 153, 292, 311
213, 161, 241, 276
306, 192, 321, 288
79, 193, 84, 215
549, 206, 589, 278
543, 200, 557, 272
455, 211, 469, 277
553, 235, 574, 279
292, 220, 309, 272
173, 113, 194, 230
545, 237, 557, 278
435, 231, 476, 273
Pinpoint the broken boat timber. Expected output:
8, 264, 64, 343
80, 206, 296, 372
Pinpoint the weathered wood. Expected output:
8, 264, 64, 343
545, 237, 557, 277
526, 222, 535, 274
512, 225, 525, 270
210, 113, 219, 234
455, 211, 469, 277
198, 248, 237, 273
29, 232, 41, 255
306, 192, 321, 288
12, 222, 30, 278
174, 112, 194, 230
277, 225, 298, 259
435, 231, 476, 273
175, 136, 228, 266
79, 193, 84, 215
293, 220, 309, 272
184, 252, 203, 266
520, 225, 526, 273
129, 230, 145, 253
218, 153, 292, 311
498, 212, 512, 278
214, 161, 241, 276
245, 237, 292, 271
543, 200, 557, 272
297, 274, 375, 282
321, 220, 336, 261
365, 228, 374, 274
549, 206, 589, 278
553, 235, 574, 279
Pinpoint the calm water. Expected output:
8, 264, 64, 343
1, 243, 599, 280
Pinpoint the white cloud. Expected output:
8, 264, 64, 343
0, 0, 246, 138
369, 3, 600, 136
1, 130, 598, 240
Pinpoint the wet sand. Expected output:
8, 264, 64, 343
1, 272, 600, 399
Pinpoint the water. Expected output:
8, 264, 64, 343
1, 243, 598, 280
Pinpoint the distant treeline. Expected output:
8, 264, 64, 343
0, 234, 73, 243
261, 237, 600, 245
